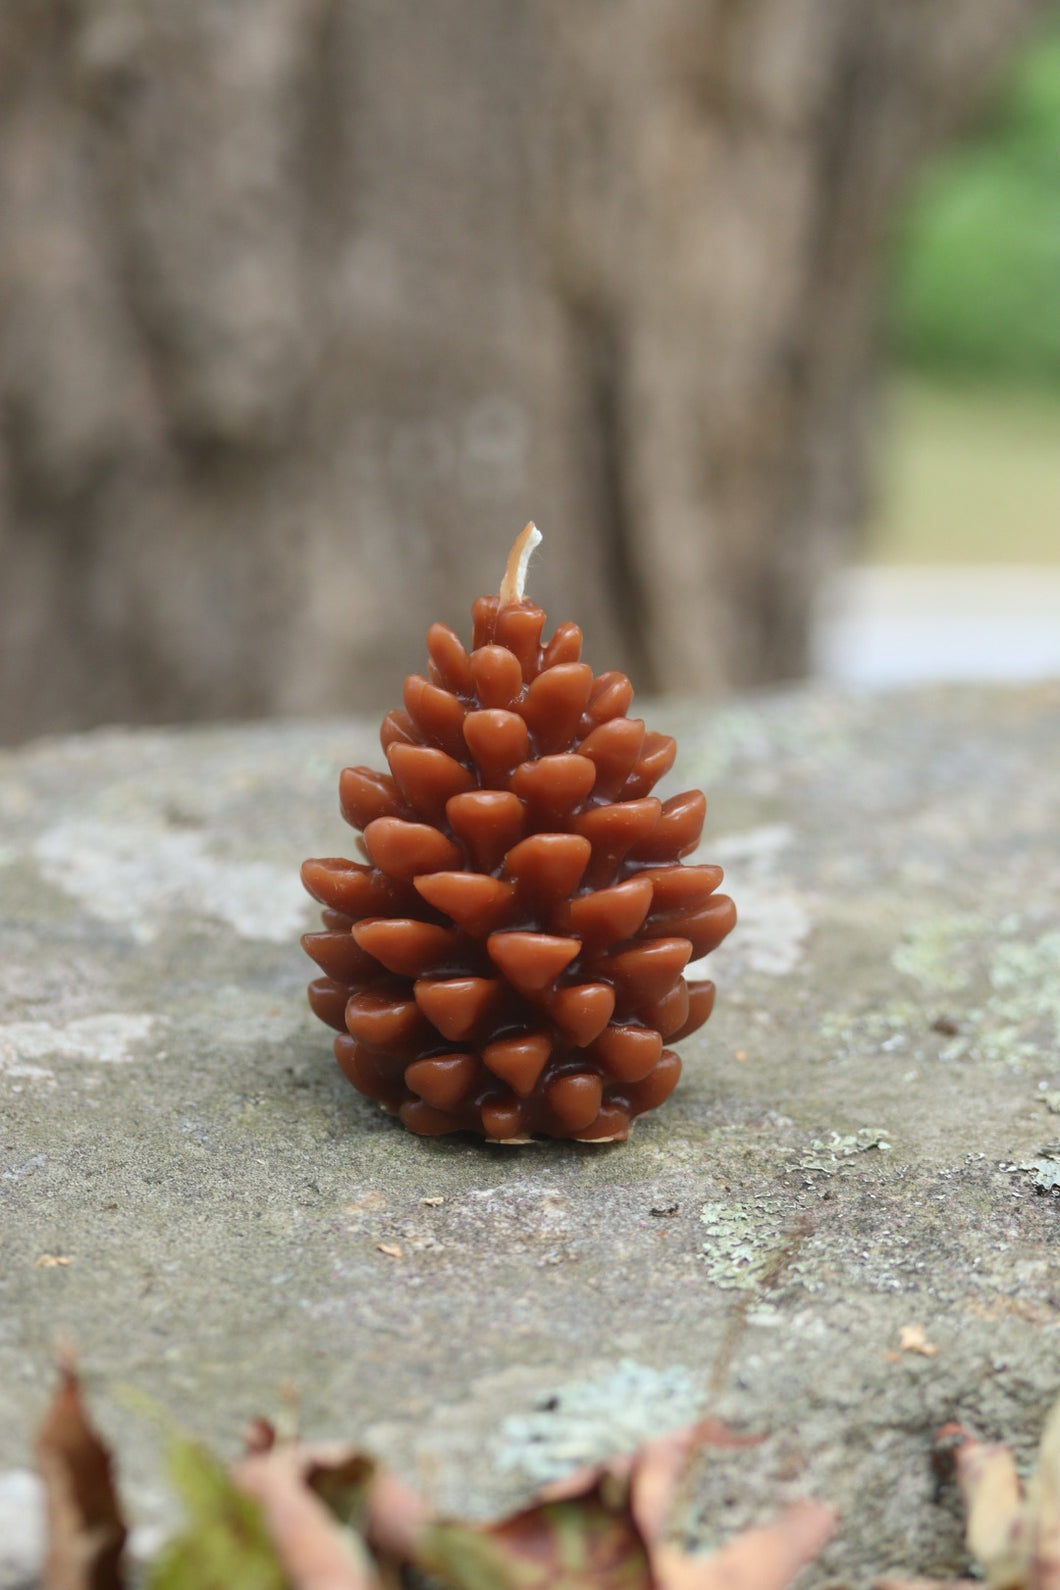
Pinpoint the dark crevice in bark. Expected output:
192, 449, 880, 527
754, 13, 876, 687
572, 302, 656, 693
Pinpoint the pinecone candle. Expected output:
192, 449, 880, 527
301, 525, 736, 1142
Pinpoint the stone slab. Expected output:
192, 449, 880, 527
1, 683, 1059, 1586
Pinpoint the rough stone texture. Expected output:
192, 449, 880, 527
2, 681, 1060, 1587
0, 0, 1048, 745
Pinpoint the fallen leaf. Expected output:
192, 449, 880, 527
879, 1393, 1060, 1589
665, 1501, 839, 1590
627, 1424, 835, 1590
419, 1420, 835, 1590
35, 1367, 834, 1590
425, 1493, 650, 1589
376, 1243, 403, 1259
958, 1437, 1027, 1583
236, 1431, 432, 1564
149, 1439, 287, 1590
358, 1464, 431, 1564
898, 1326, 939, 1358
35, 1359, 127, 1590
234, 1445, 380, 1590
1034, 1395, 1060, 1573
244, 1417, 278, 1456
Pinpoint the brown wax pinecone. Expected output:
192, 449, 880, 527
302, 593, 736, 1141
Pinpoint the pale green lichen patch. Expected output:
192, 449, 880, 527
677, 690, 856, 789
495, 1359, 705, 1484
819, 1003, 921, 1053
698, 1199, 791, 1290
891, 915, 982, 994
946, 928, 1060, 1070
984, 931, 1060, 1048
698, 1196, 826, 1295
887, 917, 1060, 1071
1019, 1146, 1060, 1192
798, 1127, 892, 1175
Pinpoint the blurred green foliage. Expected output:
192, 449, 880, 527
891, 22, 1060, 386
149, 1441, 286, 1590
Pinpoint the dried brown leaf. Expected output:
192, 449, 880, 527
233, 1445, 380, 1590
231, 1432, 430, 1584
460, 1492, 648, 1588
32, 1367, 834, 1590
656, 1500, 837, 1590
628, 1421, 756, 1551
956, 1438, 1028, 1585
1030, 1396, 1060, 1588
882, 1394, 1060, 1589
420, 1419, 834, 1590
359, 1465, 431, 1564
35, 1361, 127, 1590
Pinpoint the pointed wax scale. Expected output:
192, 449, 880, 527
548, 983, 616, 1047
565, 876, 654, 948
386, 743, 476, 824
413, 871, 517, 934
483, 1033, 553, 1097
487, 931, 581, 996
363, 817, 463, 881
509, 753, 596, 817
606, 937, 692, 1005
504, 833, 591, 906
414, 977, 503, 1042
446, 790, 526, 875
406, 1054, 478, 1111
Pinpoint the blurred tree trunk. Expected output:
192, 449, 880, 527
0, 0, 1048, 741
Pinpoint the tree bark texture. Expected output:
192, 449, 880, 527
0, 0, 1047, 742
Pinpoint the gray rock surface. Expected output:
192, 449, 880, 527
2, 682, 1059, 1586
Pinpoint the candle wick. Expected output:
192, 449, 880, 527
499, 522, 543, 605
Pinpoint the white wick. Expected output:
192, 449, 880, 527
499, 522, 543, 605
